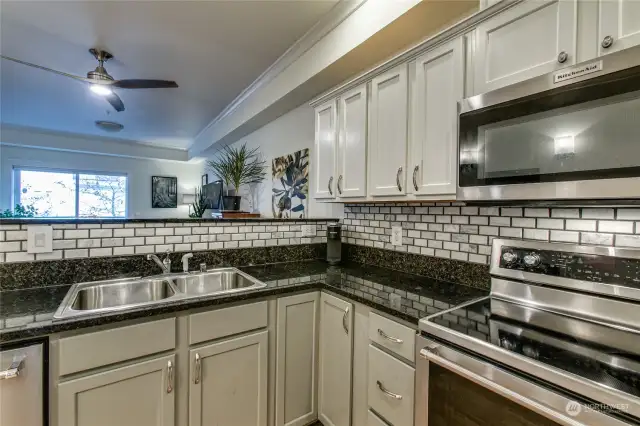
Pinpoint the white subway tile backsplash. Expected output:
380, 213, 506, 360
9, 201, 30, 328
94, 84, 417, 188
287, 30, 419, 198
64, 230, 89, 239
598, 221, 634, 234
582, 208, 614, 219
537, 218, 564, 229
77, 239, 101, 248
500, 208, 522, 217
6, 252, 34, 262
616, 234, 640, 247
500, 227, 522, 238
551, 208, 580, 218
65, 249, 88, 259
90, 229, 113, 238
90, 248, 112, 257
490, 217, 510, 226
550, 230, 580, 243
581, 232, 613, 245
135, 228, 155, 237
114, 228, 135, 237
565, 220, 597, 232
617, 209, 640, 220
113, 246, 135, 256
524, 208, 549, 217
523, 228, 549, 241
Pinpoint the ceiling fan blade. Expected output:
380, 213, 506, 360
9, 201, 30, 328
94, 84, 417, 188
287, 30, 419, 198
0, 55, 93, 83
105, 92, 125, 112
112, 79, 178, 89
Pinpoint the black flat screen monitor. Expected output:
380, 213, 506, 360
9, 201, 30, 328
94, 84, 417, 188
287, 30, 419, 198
203, 180, 223, 210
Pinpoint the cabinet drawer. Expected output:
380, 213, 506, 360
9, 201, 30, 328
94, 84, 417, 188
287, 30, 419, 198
368, 345, 415, 426
59, 318, 175, 375
368, 410, 389, 426
369, 312, 415, 362
189, 301, 267, 345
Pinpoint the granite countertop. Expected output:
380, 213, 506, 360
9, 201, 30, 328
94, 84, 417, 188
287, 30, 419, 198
0, 260, 487, 343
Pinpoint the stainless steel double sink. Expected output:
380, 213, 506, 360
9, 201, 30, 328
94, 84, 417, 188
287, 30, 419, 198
54, 268, 266, 320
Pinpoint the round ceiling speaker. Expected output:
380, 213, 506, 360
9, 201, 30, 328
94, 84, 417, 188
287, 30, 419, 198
95, 120, 124, 132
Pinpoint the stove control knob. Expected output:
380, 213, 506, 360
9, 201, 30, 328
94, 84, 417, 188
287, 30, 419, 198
502, 251, 518, 263
524, 253, 541, 267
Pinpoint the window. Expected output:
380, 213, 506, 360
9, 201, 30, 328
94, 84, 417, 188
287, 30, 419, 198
14, 168, 127, 218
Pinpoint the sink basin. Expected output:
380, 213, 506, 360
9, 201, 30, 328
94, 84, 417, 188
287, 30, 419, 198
54, 268, 267, 320
172, 268, 266, 296
70, 279, 176, 311
54, 277, 179, 319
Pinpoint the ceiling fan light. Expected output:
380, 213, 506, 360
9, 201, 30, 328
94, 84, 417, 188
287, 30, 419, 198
90, 84, 112, 96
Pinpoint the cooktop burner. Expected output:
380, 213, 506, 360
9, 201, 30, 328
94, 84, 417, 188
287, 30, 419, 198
426, 296, 640, 400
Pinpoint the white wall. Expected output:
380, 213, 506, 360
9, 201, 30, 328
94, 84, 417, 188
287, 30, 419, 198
209, 103, 342, 219
0, 145, 203, 218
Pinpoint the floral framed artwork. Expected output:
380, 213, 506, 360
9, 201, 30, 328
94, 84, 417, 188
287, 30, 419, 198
272, 149, 308, 218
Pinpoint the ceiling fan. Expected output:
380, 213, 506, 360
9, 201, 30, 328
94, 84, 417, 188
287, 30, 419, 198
0, 48, 178, 112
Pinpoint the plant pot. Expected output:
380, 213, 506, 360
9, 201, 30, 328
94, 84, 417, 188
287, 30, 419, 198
222, 195, 241, 211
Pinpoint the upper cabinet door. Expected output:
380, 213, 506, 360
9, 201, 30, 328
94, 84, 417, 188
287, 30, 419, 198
337, 84, 368, 199
369, 64, 409, 197
599, 0, 640, 55
410, 37, 464, 198
473, 0, 578, 94
313, 100, 338, 200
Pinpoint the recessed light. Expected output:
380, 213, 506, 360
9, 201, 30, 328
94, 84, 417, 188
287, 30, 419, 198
90, 84, 112, 96
95, 120, 123, 132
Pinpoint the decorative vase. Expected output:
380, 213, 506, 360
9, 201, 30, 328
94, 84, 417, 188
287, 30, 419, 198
222, 196, 241, 211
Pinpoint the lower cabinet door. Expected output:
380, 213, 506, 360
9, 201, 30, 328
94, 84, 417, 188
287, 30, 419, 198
275, 292, 319, 426
57, 354, 176, 426
189, 331, 268, 426
318, 292, 354, 426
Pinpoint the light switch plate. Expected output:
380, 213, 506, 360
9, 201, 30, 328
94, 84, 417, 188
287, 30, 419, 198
27, 225, 53, 253
391, 226, 403, 246
302, 224, 316, 237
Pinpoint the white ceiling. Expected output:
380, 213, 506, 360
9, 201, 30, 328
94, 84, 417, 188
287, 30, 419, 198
0, 0, 338, 149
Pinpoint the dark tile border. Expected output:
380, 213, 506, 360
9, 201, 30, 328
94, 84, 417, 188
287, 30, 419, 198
0, 217, 338, 225
343, 244, 490, 289
0, 244, 326, 291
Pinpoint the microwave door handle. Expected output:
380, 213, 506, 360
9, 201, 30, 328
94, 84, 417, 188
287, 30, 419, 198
420, 346, 621, 426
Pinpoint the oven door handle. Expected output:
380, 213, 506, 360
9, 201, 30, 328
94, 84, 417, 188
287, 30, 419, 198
419, 344, 627, 426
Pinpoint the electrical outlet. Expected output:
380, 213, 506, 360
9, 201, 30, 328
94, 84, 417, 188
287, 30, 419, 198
302, 224, 316, 237
389, 293, 402, 310
391, 226, 403, 246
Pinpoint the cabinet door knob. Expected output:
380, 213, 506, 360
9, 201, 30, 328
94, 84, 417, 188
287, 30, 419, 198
342, 306, 350, 334
328, 176, 333, 196
602, 35, 614, 49
413, 165, 419, 191
166, 360, 174, 394
557, 51, 568, 64
194, 353, 201, 385
396, 167, 403, 192
337, 175, 343, 195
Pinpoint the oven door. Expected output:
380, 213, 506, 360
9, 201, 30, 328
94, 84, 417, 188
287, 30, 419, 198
458, 45, 640, 201
415, 336, 631, 426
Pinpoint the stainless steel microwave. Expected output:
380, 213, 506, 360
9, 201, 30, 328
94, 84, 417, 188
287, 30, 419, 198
458, 45, 640, 202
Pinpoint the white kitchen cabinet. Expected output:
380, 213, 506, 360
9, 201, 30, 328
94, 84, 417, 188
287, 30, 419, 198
352, 303, 372, 426
189, 331, 268, 426
275, 292, 319, 426
368, 346, 415, 426
598, 0, 640, 56
313, 99, 338, 200
473, 0, 579, 94
368, 64, 409, 197
337, 84, 368, 199
58, 354, 176, 426
318, 292, 354, 426
410, 37, 464, 198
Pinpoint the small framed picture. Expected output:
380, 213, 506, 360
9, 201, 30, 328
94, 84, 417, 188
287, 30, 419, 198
201, 174, 208, 186
151, 176, 178, 208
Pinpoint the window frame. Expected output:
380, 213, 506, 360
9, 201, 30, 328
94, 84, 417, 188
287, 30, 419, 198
13, 166, 129, 218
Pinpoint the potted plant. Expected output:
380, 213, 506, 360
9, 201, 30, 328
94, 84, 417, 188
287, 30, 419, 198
188, 187, 208, 218
206, 144, 266, 211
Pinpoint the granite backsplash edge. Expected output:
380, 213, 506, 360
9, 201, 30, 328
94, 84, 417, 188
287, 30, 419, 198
0, 243, 490, 291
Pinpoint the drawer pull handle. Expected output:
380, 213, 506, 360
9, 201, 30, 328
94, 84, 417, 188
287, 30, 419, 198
0, 356, 25, 380
376, 380, 403, 400
378, 329, 403, 344
166, 360, 174, 393
194, 353, 201, 384
342, 306, 350, 334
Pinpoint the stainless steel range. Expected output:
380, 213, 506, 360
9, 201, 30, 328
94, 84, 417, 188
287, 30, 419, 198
416, 239, 640, 426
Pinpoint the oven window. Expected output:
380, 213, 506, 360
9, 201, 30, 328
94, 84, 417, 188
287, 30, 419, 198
459, 79, 640, 187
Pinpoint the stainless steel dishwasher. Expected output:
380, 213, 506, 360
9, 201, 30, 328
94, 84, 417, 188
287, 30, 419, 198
0, 340, 46, 426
